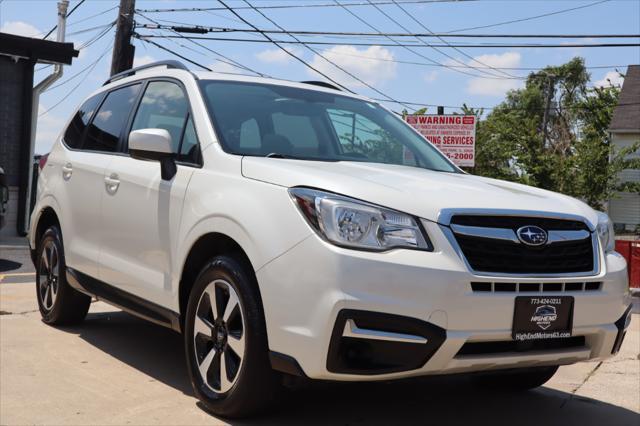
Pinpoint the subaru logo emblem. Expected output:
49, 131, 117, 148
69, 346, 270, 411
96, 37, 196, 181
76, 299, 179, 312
516, 225, 548, 246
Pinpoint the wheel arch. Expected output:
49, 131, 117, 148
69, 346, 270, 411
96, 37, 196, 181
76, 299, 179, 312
178, 232, 259, 326
30, 205, 61, 265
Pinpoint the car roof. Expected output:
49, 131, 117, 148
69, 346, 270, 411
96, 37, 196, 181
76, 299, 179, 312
94, 62, 375, 105
192, 70, 370, 99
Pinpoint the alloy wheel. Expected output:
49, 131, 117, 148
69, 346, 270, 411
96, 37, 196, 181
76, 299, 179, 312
193, 279, 246, 394
38, 240, 59, 311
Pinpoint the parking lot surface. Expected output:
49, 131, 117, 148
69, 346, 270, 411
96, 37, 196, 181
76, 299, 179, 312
1, 248, 639, 425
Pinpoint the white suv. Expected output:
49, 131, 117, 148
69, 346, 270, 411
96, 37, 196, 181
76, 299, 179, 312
30, 61, 632, 418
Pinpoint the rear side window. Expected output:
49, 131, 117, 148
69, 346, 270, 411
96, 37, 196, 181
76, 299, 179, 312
130, 80, 200, 164
84, 84, 141, 153
63, 94, 102, 149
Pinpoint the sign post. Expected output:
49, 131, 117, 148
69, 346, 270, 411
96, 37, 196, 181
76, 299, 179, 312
405, 115, 476, 167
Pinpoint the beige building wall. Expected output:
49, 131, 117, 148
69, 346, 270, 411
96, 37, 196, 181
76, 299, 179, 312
609, 132, 640, 230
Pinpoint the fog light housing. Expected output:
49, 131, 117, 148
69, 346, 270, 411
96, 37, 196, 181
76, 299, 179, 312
612, 305, 632, 355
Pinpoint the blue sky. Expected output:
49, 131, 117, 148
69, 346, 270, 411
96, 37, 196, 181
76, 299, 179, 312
1, 0, 639, 154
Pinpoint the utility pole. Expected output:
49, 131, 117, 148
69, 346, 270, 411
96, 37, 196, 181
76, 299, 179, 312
110, 0, 135, 76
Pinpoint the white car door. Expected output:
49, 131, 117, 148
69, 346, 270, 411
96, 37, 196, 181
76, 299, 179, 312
63, 83, 144, 281
54, 92, 113, 278
98, 80, 199, 308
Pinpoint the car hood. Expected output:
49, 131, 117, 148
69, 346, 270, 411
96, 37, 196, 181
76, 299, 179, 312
241, 157, 598, 227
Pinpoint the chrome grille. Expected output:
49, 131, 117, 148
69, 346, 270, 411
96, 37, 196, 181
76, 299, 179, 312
446, 214, 597, 276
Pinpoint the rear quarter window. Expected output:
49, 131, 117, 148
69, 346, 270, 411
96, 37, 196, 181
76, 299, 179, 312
63, 94, 103, 149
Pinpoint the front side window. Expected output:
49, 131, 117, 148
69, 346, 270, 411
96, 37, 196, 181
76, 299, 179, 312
129, 81, 199, 163
179, 116, 201, 163
63, 94, 102, 149
84, 84, 141, 153
199, 80, 457, 173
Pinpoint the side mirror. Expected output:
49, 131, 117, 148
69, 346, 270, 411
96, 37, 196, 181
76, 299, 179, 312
129, 128, 177, 181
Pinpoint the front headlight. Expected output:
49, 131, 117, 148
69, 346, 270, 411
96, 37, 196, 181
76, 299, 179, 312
289, 188, 432, 251
596, 211, 615, 253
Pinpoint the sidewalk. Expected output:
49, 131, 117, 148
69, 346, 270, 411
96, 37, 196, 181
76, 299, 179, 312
0, 235, 29, 248
1, 279, 638, 425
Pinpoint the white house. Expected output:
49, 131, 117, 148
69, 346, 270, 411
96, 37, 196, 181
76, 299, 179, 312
608, 65, 640, 232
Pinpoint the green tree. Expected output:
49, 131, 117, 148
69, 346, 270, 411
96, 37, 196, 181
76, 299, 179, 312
572, 84, 640, 209
466, 57, 638, 210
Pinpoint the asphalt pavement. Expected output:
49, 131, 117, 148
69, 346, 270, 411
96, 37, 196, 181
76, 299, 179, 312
1, 246, 639, 425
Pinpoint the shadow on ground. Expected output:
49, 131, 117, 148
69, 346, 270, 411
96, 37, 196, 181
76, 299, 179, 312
58, 310, 638, 426
0, 259, 22, 273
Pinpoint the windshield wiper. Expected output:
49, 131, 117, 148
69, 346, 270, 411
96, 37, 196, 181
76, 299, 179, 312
265, 152, 305, 160
264, 153, 340, 162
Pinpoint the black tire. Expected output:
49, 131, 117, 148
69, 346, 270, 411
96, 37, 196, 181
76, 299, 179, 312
184, 255, 279, 418
36, 226, 91, 325
471, 365, 559, 391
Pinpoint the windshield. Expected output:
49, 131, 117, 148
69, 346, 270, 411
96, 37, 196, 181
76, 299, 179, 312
199, 80, 458, 173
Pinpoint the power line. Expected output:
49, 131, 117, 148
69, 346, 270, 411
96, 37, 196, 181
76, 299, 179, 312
65, 6, 118, 28
77, 21, 116, 50
294, 49, 631, 71
136, 11, 269, 77
137, 35, 283, 79
242, 0, 415, 110
140, 25, 631, 72
134, 24, 640, 40
40, 42, 110, 117
145, 29, 261, 76
45, 45, 112, 92
444, 0, 611, 34
335, 0, 524, 80
42, 0, 86, 39
135, 0, 476, 13
136, 35, 640, 49
217, 0, 355, 93
390, 0, 521, 79
139, 9, 633, 75
35, 21, 115, 72
134, 36, 214, 72
367, 0, 515, 79
203, 9, 249, 26
66, 21, 116, 37
140, 4, 408, 111
370, 98, 640, 112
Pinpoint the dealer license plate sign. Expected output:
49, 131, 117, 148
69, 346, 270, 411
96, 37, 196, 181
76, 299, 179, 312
512, 296, 574, 341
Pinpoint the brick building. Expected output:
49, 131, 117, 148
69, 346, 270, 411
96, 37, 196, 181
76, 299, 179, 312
0, 32, 77, 238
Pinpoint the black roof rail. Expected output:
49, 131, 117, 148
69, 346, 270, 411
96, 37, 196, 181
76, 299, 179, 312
104, 60, 190, 86
300, 81, 342, 91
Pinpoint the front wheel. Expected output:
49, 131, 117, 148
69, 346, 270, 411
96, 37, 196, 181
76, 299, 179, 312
471, 365, 559, 391
184, 256, 278, 418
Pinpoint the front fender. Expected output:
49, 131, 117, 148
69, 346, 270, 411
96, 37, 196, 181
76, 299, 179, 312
172, 170, 313, 310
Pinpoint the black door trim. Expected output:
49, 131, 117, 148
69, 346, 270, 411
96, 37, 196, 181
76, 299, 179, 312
66, 267, 181, 332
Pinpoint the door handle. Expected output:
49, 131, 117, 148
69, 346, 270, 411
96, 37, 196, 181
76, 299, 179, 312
104, 173, 120, 194
62, 163, 73, 180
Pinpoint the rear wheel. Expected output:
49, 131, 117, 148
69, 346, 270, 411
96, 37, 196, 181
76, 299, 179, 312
36, 226, 91, 325
471, 365, 559, 390
184, 255, 278, 418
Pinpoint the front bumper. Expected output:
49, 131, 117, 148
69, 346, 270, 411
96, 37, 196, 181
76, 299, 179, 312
256, 220, 631, 381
